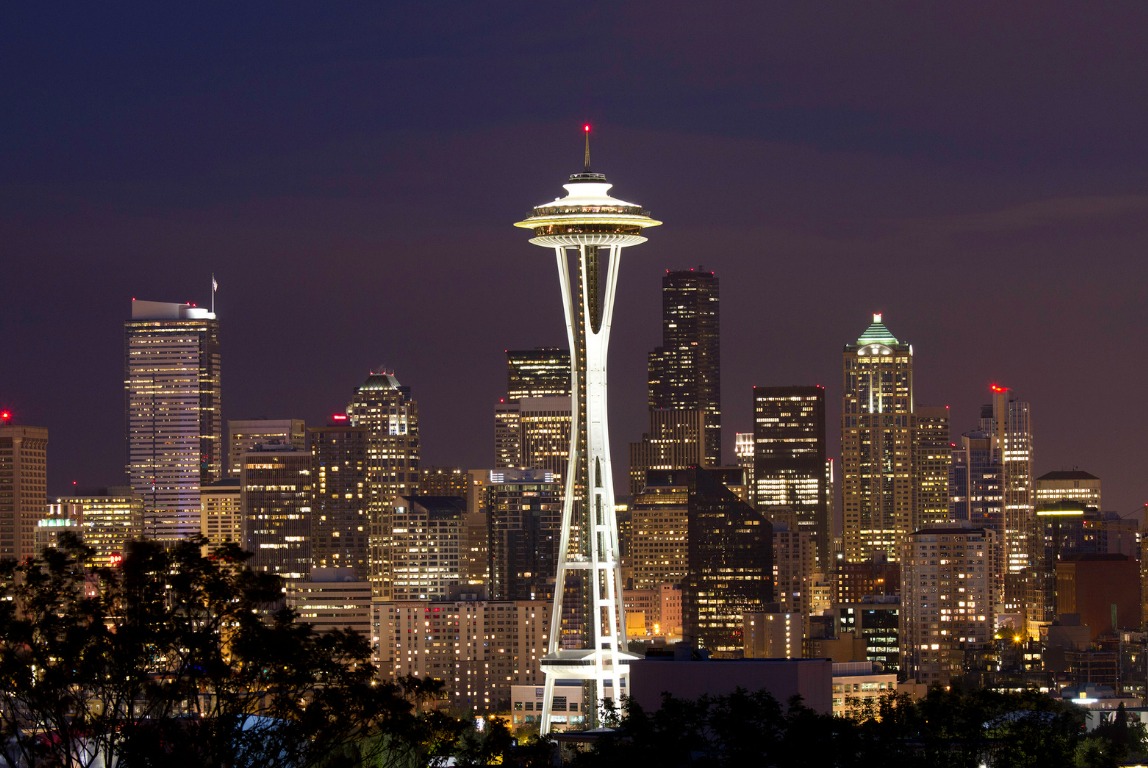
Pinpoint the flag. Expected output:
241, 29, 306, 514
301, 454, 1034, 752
212, 275, 218, 292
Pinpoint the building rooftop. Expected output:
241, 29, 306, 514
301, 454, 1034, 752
854, 313, 900, 346
1037, 470, 1100, 481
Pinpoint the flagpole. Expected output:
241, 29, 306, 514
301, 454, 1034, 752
211, 273, 216, 314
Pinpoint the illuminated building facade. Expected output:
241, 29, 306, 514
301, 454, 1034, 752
627, 408, 705, 496
518, 396, 572, 480
648, 268, 721, 466
0, 421, 48, 561
241, 444, 313, 583
47, 488, 143, 567
629, 469, 690, 591
288, 567, 372, 637
200, 478, 242, 548
980, 386, 1034, 619
841, 313, 913, 563
514, 133, 660, 730
496, 349, 571, 471
734, 432, 754, 493
912, 405, 951, 528
227, 418, 305, 477
346, 370, 420, 597
507, 347, 571, 401
376, 599, 551, 712
1035, 469, 1101, 510
125, 300, 222, 541
309, 421, 370, 580
772, 523, 816, 618
386, 495, 465, 601
901, 525, 995, 687
753, 385, 829, 570
834, 599, 901, 673
486, 468, 562, 601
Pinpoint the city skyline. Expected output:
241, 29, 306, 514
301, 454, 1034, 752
3, 5, 1147, 514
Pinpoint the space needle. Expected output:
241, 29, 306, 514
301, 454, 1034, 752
515, 126, 660, 732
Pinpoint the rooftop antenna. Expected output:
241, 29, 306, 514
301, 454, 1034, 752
583, 123, 591, 171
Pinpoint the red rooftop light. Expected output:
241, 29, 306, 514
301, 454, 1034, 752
0, 410, 10, 422
990, 384, 1009, 393
331, 413, 348, 422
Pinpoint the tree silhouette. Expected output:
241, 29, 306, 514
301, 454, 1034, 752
0, 537, 432, 768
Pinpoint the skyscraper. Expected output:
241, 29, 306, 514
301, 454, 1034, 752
496, 348, 572, 474
514, 130, 660, 732
241, 444, 313, 583
486, 468, 562, 601
627, 408, 706, 496
309, 419, 370, 581
125, 299, 221, 541
0, 416, 48, 561
841, 313, 913, 563
346, 370, 420, 597
912, 405, 951, 529
752, 385, 829, 570
902, 525, 995, 686
506, 348, 571, 401
980, 386, 1034, 620
682, 466, 773, 657
648, 268, 721, 466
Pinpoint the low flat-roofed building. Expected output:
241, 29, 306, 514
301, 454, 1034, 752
831, 661, 897, 719
509, 682, 592, 733
628, 650, 831, 714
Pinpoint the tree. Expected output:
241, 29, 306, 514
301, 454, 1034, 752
0, 536, 427, 768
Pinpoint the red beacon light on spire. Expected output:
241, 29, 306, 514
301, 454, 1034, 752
583, 123, 591, 133
0, 410, 11, 423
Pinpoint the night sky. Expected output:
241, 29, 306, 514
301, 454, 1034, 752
3, 4, 1147, 514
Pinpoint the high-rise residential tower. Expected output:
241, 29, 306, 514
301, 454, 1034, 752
514, 130, 660, 732
125, 299, 221, 541
648, 268, 721, 466
752, 385, 829, 570
841, 314, 913, 563
0, 417, 48, 561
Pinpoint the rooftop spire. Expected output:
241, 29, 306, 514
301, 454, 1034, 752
583, 123, 591, 171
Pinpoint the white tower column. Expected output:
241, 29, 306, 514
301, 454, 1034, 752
515, 134, 660, 733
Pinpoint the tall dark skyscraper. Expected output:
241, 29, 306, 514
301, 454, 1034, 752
682, 466, 773, 657
309, 419, 370, 581
124, 299, 221, 541
752, 385, 829, 570
648, 268, 721, 466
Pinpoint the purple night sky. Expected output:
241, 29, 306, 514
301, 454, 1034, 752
2, 4, 1146, 513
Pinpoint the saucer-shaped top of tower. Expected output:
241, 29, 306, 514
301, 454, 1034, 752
515, 169, 661, 248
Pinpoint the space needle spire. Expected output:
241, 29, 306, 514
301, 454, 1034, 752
515, 126, 661, 733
